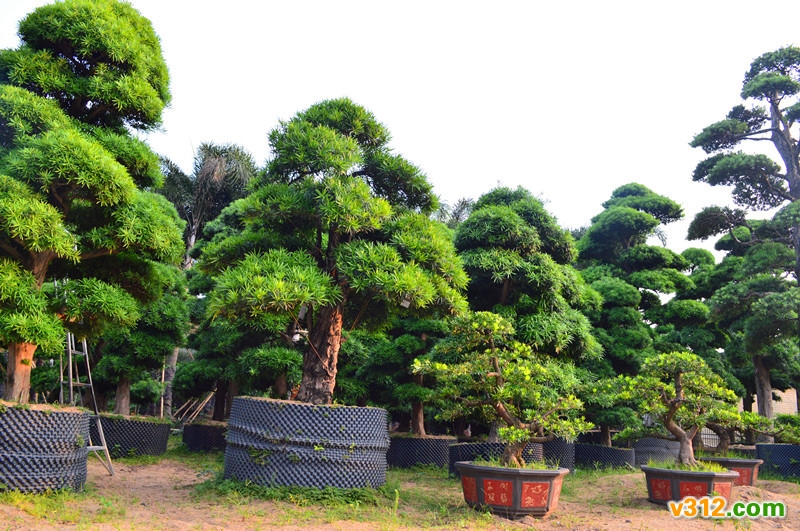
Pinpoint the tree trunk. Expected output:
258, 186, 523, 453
600, 424, 612, 447
742, 393, 754, 412
212, 384, 227, 421
673, 432, 698, 467
3, 342, 37, 403
224, 379, 238, 420
410, 373, 426, 436
162, 347, 180, 418
114, 377, 131, 415
273, 372, 288, 400
501, 439, 528, 468
753, 356, 775, 443
707, 422, 731, 455
296, 303, 343, 404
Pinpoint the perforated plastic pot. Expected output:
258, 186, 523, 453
386, 435, 456, 468
0, 404, 90, 493
633, 437, 680, 467
89, 415, 170, 458
574, 443, 635, 468
223, 397, 390, 488
183, 422, 227, 452
755, 443, 800, 478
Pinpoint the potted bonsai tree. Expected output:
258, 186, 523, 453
415, 312, 592, 518
612, 351, 741, 504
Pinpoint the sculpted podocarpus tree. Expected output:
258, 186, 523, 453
0, 0, 184, 403
204, 98, 468, 405
415, 312, 591, 467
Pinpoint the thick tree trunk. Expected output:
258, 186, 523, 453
676, 434, 697, 467
3, 342, 37, 403
410, 373, 426, 436
273, 372, 288, 400
296, 303, 343, 404
501, 439, 528, 468
161, 347, 180, 418
600, 424, 612, 447
707, 422, 731, 454
225, 379, 239, 420
212, 384, 227, 421
753, 356, 775, 442
114, 377, 131, 415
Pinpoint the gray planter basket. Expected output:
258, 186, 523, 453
223, 397, 390, 489
574, 443, 635, 468
448, 442, 544, 476
183, 422, 227, 452
90, 416, 170, 458
0, 405, 90, 493
633, 437, 680, 467
755, 443, 800, 478
386, 436, 456, 468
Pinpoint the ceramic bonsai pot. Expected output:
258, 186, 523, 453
223, 397, 390, 488
455, 461, 569, 518
699, 457, 763, 486
641, 465, 739, 506
0, 403, 90, 493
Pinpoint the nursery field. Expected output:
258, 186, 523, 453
0, 438, 798, 531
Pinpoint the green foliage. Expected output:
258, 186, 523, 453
416, 312, 592, 465
1, 0, 171, 130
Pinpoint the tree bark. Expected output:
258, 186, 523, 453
161, 347, 180, 418
600, 424, 612, 447
296, 303, 343, 404
212, 383, 227, 421
273, 372, 288, 400
410, 373, 426, 436
113, 377, 131, 415
676, 433, 697, 467
501, 439, 528, 468
224, 379, 239, 420
3, 342, 37, 403
753, 356, 774, 418
706, 422, 731, 454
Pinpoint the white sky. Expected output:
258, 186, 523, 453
2, 0, 799, 254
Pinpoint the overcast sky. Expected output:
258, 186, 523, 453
3, 1, 800, 254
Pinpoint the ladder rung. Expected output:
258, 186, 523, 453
60, 381, 92, 387
87, 446, 106, 452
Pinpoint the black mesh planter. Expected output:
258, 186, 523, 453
223, 397, 390, 489
755, 443, 800, 478
633, 437, 680, 467
574, 443, 635, 469
183, 421, 227, 452
0, 403, 90, 493
448, 442, 544, 476
89, 415, 171, 458
386, 435, 456, 468
543, 438, 575, 471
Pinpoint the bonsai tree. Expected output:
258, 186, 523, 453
612, 351, 739, 467
415, 311, 592, 467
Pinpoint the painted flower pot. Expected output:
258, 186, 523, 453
223, 397, 389, 489
386, 435, 456, 468
699, 457, 763, 486
755, 443, 800, 478
183, 421, 227, 452
641, 465, 740, 506
455, 461, 569, 518
0, 403, 90, 493
90, 415, 171, 458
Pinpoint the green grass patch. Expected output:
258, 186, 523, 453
645, 458, 727, 472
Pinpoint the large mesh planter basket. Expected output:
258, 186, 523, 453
633, 437, 680, 467
575, 443, 635, 469
755, 443, 800, 478
90, 415, 170, 458
0, 404, 90, 493
543, 438, 575, 471
386, 435, 456, 468
224, 397, 390, 489
183, 421, 227, 452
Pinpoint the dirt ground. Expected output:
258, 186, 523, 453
1, 458, 799, 530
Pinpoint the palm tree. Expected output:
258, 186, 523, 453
159, 142, 257, 268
